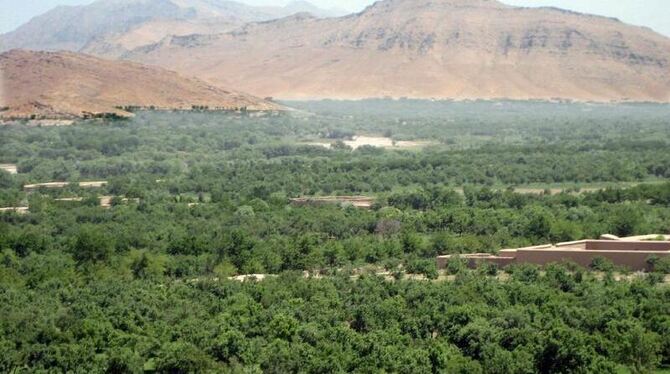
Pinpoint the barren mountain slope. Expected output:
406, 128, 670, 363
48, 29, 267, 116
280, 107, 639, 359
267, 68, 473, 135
121, 0, 670, 101
0, 0, 344, 56
0, 0, 191, 52
82, 0, 347, 58
0, 50, 280, 120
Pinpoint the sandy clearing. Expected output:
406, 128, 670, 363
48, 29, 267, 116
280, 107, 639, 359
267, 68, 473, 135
99, 196, 139, 208
453, 186, 607, 196
0, 207, 29, 214
290, 196, 375, 208
23, 182, 70, 190
0, 164, 18, 174
0, 119, 76, 126
228, 274, 276, 282
54, 197, 84, 202
54, 195, 138, 208
79, 181, 108, 188
309, 136, 432, 150
513, 187, 601, 195
23, 181, 107, 191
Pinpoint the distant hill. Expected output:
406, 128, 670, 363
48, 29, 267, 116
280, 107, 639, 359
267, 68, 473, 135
0, 0, 346, 57
115, 0, 670, 102
0, 50, 280, 120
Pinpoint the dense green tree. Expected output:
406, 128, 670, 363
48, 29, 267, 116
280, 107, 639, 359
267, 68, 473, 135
605, 320, 662, 373
155, 342, 214, 373
71, 225, 115, 264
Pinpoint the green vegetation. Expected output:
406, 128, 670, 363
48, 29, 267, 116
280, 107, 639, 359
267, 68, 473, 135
1, 100, 669, 372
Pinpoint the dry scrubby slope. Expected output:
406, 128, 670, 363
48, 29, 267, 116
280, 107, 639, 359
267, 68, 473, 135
0, 49, 280, 119
117, 0, 670, 102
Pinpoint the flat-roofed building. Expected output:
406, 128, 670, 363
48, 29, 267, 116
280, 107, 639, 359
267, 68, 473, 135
290, 196, 375, 209
437, 236, 670, 272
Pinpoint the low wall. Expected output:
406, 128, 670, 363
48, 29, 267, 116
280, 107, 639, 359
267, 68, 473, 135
436, 256, 449, 269
584, 240, 670, 251
515, 249, 669, 271
555, 241, 588, 249
619, 234, 670, 241
437, 238, 670, 271
554, 240, 670, 252
437, 254, 516, 269
469, 256, 516, 268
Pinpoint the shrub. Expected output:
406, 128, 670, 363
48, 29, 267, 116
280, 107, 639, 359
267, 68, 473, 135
649, 255, 670, 274
590, 256, 615, 272
446, 255, 468, 275
477, 261, 498, 276
509, 263, 540, 283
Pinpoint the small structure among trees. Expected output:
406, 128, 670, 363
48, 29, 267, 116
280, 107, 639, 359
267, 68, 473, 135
437, 235, 670, 272
289, 196, 375, 209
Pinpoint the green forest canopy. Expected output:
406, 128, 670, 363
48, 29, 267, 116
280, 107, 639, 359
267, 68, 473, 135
0, 100, 669, 372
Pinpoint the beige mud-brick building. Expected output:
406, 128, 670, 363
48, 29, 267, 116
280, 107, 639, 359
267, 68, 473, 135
437, 235, 670, 272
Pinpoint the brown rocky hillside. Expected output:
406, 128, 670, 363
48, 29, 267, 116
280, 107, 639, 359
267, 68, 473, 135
116, 0, 670, 102
0, 49, 280, 120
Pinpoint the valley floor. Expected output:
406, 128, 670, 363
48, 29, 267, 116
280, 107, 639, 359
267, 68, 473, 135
1, 101, 669, 372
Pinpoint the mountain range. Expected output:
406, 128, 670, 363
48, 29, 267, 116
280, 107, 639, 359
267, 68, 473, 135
2, 0, 670, 103
111, 0, 670, 102
0, 0, 346, 56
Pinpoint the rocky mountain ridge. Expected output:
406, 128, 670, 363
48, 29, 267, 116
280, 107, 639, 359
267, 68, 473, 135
0, 0, 345, 56
106, 0, 670, 102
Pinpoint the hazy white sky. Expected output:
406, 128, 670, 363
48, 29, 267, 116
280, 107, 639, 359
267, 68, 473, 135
1, 0, 669, 36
